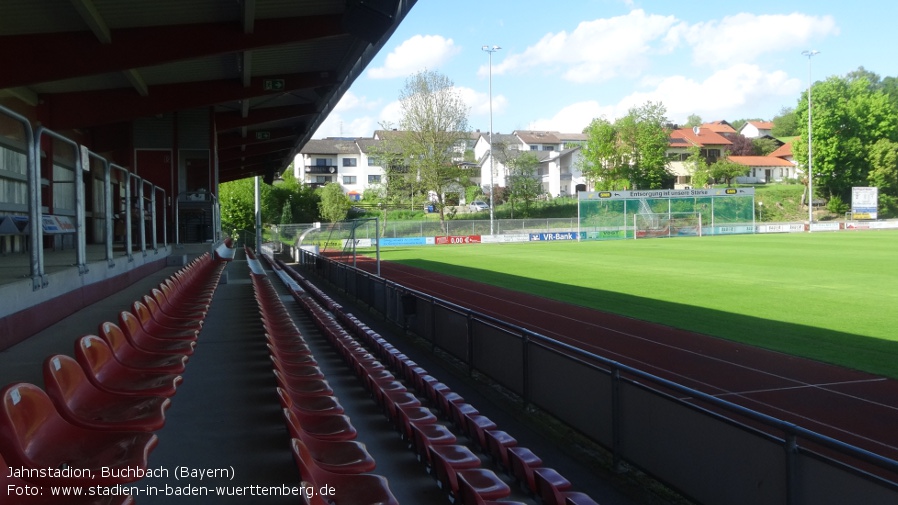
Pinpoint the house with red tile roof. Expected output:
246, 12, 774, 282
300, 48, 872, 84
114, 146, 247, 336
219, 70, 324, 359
730, 155, 799, 183
739, 120, 775, 138
667, 125, 733, 188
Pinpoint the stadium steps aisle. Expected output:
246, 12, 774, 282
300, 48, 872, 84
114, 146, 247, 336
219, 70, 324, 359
137, 258, 299, 504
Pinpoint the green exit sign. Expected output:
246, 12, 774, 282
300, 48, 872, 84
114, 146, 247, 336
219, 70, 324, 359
263, 79, 285, 91
255, 131, 270, 140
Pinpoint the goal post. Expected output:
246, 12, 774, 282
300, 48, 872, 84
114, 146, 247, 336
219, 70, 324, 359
634, 212, 702, 239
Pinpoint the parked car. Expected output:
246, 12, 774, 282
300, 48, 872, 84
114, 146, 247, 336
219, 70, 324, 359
469, 200, 489, 211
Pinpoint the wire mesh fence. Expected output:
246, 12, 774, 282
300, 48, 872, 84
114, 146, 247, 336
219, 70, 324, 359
270, 218, 581, 248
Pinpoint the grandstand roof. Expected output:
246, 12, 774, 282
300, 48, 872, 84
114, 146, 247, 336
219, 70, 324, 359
0, 0, 416, 183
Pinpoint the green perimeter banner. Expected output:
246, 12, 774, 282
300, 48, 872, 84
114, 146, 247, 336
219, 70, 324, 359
580, 188, 755, 200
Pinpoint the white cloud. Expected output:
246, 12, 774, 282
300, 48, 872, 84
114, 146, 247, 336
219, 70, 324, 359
368, 35, 461, 79
454, 86, 508, 119
620, 64, 803, 123
332, 91, 381, 113
482, 10, 679, 83
678, 13, 839, 65
529, 101, 617, 132
529, 64, 803, 132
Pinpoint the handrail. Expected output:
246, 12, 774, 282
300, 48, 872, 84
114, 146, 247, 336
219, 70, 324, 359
34, 126, 87, 275
0, 104, 40, 289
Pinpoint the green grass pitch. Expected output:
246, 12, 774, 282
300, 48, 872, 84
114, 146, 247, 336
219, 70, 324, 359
371, 230, 898, 378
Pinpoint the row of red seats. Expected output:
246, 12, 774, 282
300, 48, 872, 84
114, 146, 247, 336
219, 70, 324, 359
245, 247, 400, 505
269, 254, 600, 505
1, 252, 227, 504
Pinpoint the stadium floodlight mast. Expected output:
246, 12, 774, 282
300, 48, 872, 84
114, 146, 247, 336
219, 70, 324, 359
482, 45, 500, 235
802, 49, 820, 228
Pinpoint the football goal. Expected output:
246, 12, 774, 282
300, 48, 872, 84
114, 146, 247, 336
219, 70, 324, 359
634, 212, 702, 239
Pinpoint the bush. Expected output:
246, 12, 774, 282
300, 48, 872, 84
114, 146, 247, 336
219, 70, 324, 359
826, 194, 850, 215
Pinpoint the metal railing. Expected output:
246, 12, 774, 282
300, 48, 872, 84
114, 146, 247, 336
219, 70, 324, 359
0, 103, 169, 289
297, 248, 898, 505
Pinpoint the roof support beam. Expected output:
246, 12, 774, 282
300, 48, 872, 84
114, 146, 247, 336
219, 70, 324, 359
218, 127, 298, 150
46, 72, 331, 129
215, 104, 316, 131
69, 0, 111, 43
242, 0, 256, 34
218, 140, 295, 162
123, 69, 149, 96
0, 14, 345, 88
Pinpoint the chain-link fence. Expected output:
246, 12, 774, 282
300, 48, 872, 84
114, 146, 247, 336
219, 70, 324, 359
270, 218, 580, 249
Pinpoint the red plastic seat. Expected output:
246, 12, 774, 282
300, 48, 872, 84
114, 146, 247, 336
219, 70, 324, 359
456, 468, 513, 504
140, 295, 203, 331
0, 383, 158, 486
98, 323, 188, 373
429, 444, 482, 495
533, 467, 573, 505
410, 422, 457, 465
277, 387, 344, 416
42, 354, 170, 432
118, 311, 196, 355
394, 405, 438, 441
75, 335, 182, 397
463, 412, 498, 450
289, 436, 375, 474
283, 407, 357, 442
131, 301, 200, 341
271, 356, 324, 379
151, 287, 206, 318
484, 429, 518, 469
290, 439, 399, 505
1, 452, 135, 505
507, 446, 543, 493
273, 369, 333, 397
563, 493, 601, 505
157, 282, 208, 313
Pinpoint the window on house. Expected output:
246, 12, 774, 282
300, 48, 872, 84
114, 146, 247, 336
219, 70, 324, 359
343, 176, 357, 185
368, 156, 381, 166
368, 175, 382, 184
314, 176, 330, 184
315, 158, 330, 166
530, 145, 539, 151
544, 145, 555, 151
342, 158, 357, 167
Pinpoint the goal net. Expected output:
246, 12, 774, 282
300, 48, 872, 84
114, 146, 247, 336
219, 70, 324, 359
634, 212, 702, 239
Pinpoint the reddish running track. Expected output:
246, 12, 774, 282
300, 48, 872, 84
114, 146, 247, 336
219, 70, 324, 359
354, 257, 898, 470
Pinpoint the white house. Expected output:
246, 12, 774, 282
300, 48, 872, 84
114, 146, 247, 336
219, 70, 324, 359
474, 130, 586, 197
730, 155, 799, 183
295, 138, 385, 200
739, 120, 775, 139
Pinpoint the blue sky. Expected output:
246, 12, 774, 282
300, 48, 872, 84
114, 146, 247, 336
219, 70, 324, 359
313, 0, 897, 138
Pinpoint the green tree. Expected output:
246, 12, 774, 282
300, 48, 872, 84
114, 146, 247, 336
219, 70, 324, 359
685, 114, 702, 128
686, 144, 710, 188
618, 102, 673, 189
580, 102, 672, 190
219, 177, 269, 239
771, 107, 798, 137
317, 183, 351, 223
708, 158, 749, 187
793, 75, 898, 201
752, 137, 781, 156
505, 151, 542, 218
390, 70, 471, 229
580, 117, 630, 190
867, 138, 898, 217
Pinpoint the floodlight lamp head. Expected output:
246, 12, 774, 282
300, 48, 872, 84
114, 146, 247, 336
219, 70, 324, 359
802, 49, 820, 57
